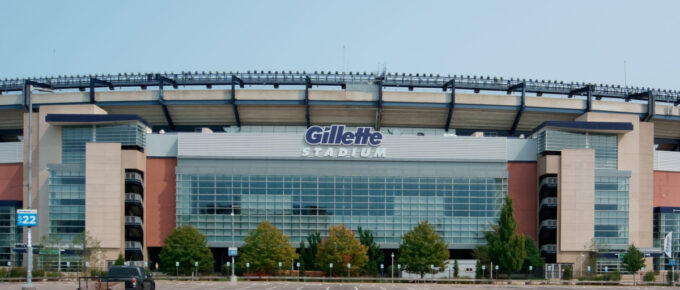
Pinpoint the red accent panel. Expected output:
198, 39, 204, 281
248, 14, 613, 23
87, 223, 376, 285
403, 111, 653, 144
0, 163, 22, 201
146, 158, 177, 247
507, 162, 537, 239
654, 171, 680, 207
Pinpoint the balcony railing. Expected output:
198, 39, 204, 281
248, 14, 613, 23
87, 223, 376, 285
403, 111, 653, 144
125, 193, 144, 207
125, 172, 143, 183
539, 177, 557, 189
540, 244, 557, 254
539, 197, 557, 210
539, 219, 557, 230
125, 216, 144, 229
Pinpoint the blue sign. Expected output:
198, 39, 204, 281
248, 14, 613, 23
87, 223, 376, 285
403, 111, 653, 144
305, 125, 383, 146
670, 259, 676, 266
16, 209, 37, 227
228, 247, 238, 257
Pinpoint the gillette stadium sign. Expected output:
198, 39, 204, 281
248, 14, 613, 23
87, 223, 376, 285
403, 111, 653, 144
301, 125, 386, 158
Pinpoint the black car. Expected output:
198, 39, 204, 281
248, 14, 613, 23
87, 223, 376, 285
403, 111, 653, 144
103, 266, 155, 290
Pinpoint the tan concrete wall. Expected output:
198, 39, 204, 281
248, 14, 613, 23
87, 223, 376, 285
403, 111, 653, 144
122, 150, 146, 172
537, 155, 560, 175
24, 104, 107, 238
558, 149, 595, 252
575, 112, 654, 248
85, 143, 124, 259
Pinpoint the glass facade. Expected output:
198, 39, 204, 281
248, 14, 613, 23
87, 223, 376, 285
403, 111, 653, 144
62, 123, 147, 164
594, 176, 629, 246
48, 165, 85, 242
176, 174, 507, 247
537, 130, 617, 170
653, 209, 680, 271
0, 203, 22, 266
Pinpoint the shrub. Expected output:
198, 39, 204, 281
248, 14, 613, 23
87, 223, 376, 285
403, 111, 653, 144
32, 269, 45, 277
643, 271, 655, 282
562, 266, 573, 280
9, 267, 27, 277
607, 271, 621, 281
667, 271, 679, 282
90, 269, 107, 277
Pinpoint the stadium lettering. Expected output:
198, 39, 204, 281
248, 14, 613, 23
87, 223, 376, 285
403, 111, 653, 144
302, 125, 386, 158
305, 125, 382, 146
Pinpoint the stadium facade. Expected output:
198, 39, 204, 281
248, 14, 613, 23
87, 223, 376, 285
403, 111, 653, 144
1, 72, 680, 273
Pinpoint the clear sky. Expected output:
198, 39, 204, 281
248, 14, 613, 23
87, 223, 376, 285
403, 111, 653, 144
1, 0, 678, 90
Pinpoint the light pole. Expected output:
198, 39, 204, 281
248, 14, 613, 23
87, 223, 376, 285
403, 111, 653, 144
231, 211, 235, 281
347, 263, 351, 279
391, 253, 394, 283
175, 261, 179, 278
329, 263, 333, 278
579, 253, 584, 278
23, 82, 52, 290
278, 261, 282, 275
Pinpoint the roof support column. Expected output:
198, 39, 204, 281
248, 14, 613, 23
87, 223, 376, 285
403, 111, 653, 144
157, 75, 177, 131
304, 76, 311, 128
444, 79, 456, 132
231, 75, 244, 128
508, 82, 526, 136
88, 78, 113, 104
645, 91, 655, 122
375, 79, 383, 130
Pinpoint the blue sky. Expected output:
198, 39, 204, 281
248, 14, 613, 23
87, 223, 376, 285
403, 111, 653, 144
1, 0, 678, 90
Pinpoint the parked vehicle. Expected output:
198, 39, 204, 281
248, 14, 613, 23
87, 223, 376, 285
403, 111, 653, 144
102, 266, 155, 290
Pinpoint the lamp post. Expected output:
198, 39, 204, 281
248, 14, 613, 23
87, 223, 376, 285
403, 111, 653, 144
231, 211, 235, 280
391, 253, 394, 283
347, 263, 351, 279
579, 253, 584, 278
23, 82, 52, 290
175, 261, 179, 278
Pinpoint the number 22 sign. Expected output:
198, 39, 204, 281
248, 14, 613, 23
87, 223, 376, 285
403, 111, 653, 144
16, 209, 37, 227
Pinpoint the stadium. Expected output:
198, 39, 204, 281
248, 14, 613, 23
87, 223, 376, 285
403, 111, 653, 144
1, 71, 680, 275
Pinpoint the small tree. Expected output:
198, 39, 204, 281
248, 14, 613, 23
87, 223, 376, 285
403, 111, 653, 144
238, 221, 298, 275
358, 226, 383, 276
397, 221, 449, 278
453, 259, 459, 278
72, 231, 101, 272
523, 237, 544, 271
114, 254, 125, 266
159, 225, 214, 275
622, 244, 645, 285
298, 240, 306, 276
300, 232, 321, 271
485, 197, 526, 275
562, 265, 573, 280
316, 225, 368, 276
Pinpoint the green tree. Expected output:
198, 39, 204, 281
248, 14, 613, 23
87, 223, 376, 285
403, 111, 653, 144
316, 225, 368, 276
238, 221, 298, 275
562, 265, 573, 280
72, 231, 101, 272
622, 244, 645, 285
114, 254, 125, 266
300, 232, 321, 271
484, 197, 526, 275
358, 226, 383, 276
298, 240, 306, 276
159, 225, 214, 275
397, 221, 449, 278
453, 260, 459, 278
522, 237, 544, 271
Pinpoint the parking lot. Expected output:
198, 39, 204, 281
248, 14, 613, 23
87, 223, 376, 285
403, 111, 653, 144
0, 281, 671, 290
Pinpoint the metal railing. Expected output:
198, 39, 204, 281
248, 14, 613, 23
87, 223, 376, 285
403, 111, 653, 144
125, 216, 143, 227
125, 193, 144, 206
539, 197, 557, 210
125, 172, 143, 183
539, 219, 557, 230
2, 71, 678, 103
539, 177, 558, 189
125, 241, 143, 250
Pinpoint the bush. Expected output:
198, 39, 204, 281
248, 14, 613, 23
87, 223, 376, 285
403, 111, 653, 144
607, 271, 621, 281
90, 269, 107, 277
562, 266, 573, 280
9, 267, 27, 277
32, 269, 45, 277
643, 272, 655, 282
667, 271, 679, 282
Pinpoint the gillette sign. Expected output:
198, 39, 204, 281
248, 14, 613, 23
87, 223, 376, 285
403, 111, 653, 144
302, 125, 386, 158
